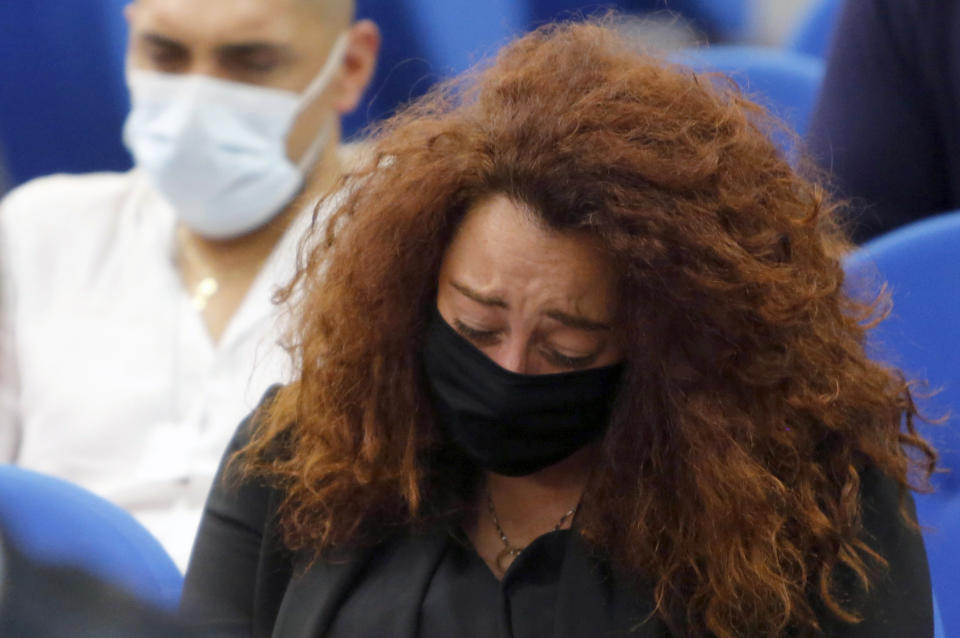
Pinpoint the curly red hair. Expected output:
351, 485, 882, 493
242, 18, 935, 638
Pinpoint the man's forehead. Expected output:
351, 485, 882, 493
131, 0, 327, 44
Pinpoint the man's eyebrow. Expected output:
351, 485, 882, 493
544, 309, 610, 332
450, 281, 507, 308
216, 41, 293, 59
140, 32, 188, 50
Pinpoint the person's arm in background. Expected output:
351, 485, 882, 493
0, 198, 21, 462
806, 0, 946, 243
180, 388, 291, 638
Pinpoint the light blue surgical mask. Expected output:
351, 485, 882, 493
123, 33, 349, 239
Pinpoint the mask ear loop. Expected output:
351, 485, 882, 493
291, 32, 352, 175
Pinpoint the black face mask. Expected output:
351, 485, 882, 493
421, 310, 624, 477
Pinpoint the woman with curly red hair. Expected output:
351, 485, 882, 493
181, 18, 936, 638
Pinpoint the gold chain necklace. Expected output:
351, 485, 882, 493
485, 489, 578, 574
191, 276, 219, 311
176, 229, 222, 312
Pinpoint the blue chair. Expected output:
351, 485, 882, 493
0, 2, 133, 188
787, 0, 843, 59
675, 45, 825, 144
844, 211, 960, 637
674, 0, 749, 41
0, 465, 183, 611
935, 595, 947, 638
350, 0, 753, 138
405, 0, 526, 76
0, 148, 10, 198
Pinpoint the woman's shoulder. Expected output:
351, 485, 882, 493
816, 462, 933, 637
181, 385, 293, 634
857, 462, 917, 537
205, 385, 287, 524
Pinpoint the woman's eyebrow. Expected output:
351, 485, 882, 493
451, 281, 609, 331
450, 281, 507, 308
544, 309, 610, 332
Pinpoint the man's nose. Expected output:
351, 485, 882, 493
184, 56, 228, 81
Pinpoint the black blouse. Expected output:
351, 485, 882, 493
417, 531, 568, 637
180, 410, 934, 638
320, 527, 661, 638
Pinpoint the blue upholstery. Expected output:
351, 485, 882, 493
935, 593, 947, 638
0, 2, 133, 187
523, 0, 749, 41
787, 0, 843, 59
674, 0, 749, 40
404, 0, 526, 75
844, 211, 960, 637
0, 465, 183, 610
675, 45, 825, 144
354, 0, 751, 130
0, 149, 10, 198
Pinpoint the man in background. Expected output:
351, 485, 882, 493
807, 0, 960, 243
0, 0, 379, 569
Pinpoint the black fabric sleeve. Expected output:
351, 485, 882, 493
818, 465, 933, 637
180, 387, 290, 638
806, 0, 947, 243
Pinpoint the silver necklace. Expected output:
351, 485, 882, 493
485, 489, 578, 574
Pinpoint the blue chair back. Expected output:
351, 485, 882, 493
675, 45, 825, 146
844, 211, 960, 637
935, 594, 947, 638
0, 149, 10, 198
349, 0, 753, 137
346, 0, 527, 138
0, 2, 133, 187
787, 0, 844, 59
675, 0, 749, 41
0, 465, 183, 611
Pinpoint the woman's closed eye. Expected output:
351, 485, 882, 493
452, 318, 603, 370
538, 346, 598, 370
453, 319, 501, 346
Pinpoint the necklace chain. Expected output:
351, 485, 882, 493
177, 230, 222, 312
485, 489, 578, 573
191, 276, 219, 311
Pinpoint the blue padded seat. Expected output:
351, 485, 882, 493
844, 211, 960, 637
788, 0, 844, 59
0, 2, 133, 186
0, 465, 183, 610
675, 45, 825, 144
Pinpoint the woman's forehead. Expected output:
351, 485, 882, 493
440, 195, 616, 311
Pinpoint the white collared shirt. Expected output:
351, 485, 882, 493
0, 170, 317, 570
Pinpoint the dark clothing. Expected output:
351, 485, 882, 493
320, 528, 657, 638
181, 407, 934, 638
416, 531, 567, 637
807, 0, 960, 243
